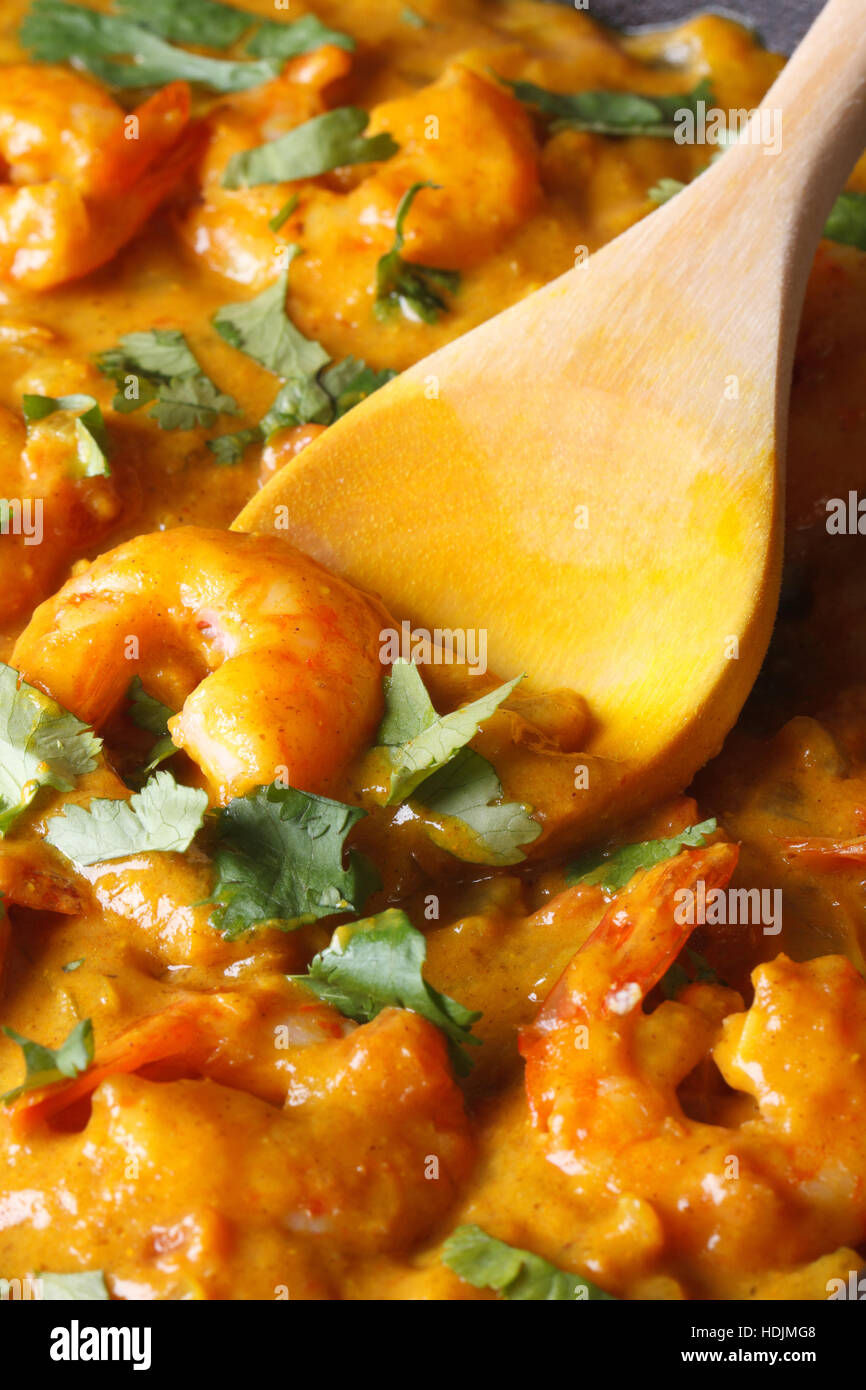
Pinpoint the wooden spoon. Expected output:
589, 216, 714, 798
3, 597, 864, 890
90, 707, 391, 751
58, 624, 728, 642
236, 0, 866, 832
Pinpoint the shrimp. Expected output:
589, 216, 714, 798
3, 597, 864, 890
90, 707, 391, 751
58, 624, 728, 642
0, 997, 474, 1296
180, 57, 541, 301
354, 66, 541, 271
521, 845, 866, 1296
780, 831, 866, 867
0, 66, 203, 290
179, 45, 353, 287
0, 401, 123, 628
13, 526, 389, 802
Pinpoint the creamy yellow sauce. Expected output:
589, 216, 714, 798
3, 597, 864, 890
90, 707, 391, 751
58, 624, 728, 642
1, 0, 866, 1303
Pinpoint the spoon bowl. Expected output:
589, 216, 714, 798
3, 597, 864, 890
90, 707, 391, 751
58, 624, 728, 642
237, 0, 866, 828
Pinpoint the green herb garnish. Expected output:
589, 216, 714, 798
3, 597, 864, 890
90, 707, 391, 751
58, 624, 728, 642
96, 328, 239, 430
45, 771, 208, 866
0, 663, 101, 837
442, 1225, 615, 1300
127, 676, 177, 774
21, 0, 280, 91
376, 659, 521, 803
222, 107, 398, 190
375, 182, 460, 322
504, 75, 715, 138
22, 393, 111, 478
290, 907, 481, 1074
566, 819, 718, 894
1, 1018, 94, 1105
206, 783, 380, 939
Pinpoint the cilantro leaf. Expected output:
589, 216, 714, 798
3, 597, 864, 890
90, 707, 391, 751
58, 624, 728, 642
503, 76, 715, 138
22, 393, 111, 477
413, 746, 541, 866
1, 1018, 94, 1105
20, 0, 280, 91
245, 13, 355, 59
269, 192, 299, 233
375, 182, 460, 322
0, 662, 101, 836
222, 106, 398, 189
147, 374, 239, 431
400, 7, 430, 27
206, 783, 380, 940
566, 818, 718, 894
442, 1226, 615, 1301
213, 260, 330, 379
319, 357, 398, 417
648, 176, 686, 205
211, 267, 397, 454
209, 358, 396, 460
127, 676, 176, 774
257, 375, 332, 434
376, 659, 523, 803
62, 959, 85, 974
660, 947, 722, 1001
289, 907, 481, 1074
95, 328, 239, 430
649, 165, 866, 253
115, 0, 251, 49
207, 426, 263, 466
37, 1271, 110, 1301
824, 191, 866, 252
45, 770, 208, 867
115, 0, 355, 59
98, 327, 201, 381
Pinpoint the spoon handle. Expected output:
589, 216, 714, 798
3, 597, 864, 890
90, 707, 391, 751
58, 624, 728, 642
637, 0, 866, 402
726, 0, 866, 257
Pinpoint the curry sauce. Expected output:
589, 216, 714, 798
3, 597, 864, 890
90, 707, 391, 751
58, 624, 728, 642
1, 0, 866, 1304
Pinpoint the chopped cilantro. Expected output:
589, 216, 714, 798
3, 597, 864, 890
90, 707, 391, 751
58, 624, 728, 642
376, 659, 523, 803
400, 6, 430, 27
269, 192, 300, 233
648, 176, 686, 205
20, 0, 280, 91
0, 662, 101, 837
208, 426, 263, 466
205, 783, 380, 940
222, 107, 398, 190
442, 1225, 615, 1300
1, 1018, 94, 1105
213, 259, 330, 379
209, 266, 397, 459
115, 0, 355, 58
289, 907, 481, 1074
413, 746, 541, 866
566, 819, 718, 894
22, 393, 111, 478
45, 770, 207, 867
823, 191, 866, 252
320, 357, 398, 418
61, 959, 85, 974
503, 75, 715, 138
375, 182, 460, 322
245, 12, 354, 59
660, 947, 722, 1000
126, 676, 176, 774
95, 328, 239, 431
115, 0, 250, 47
